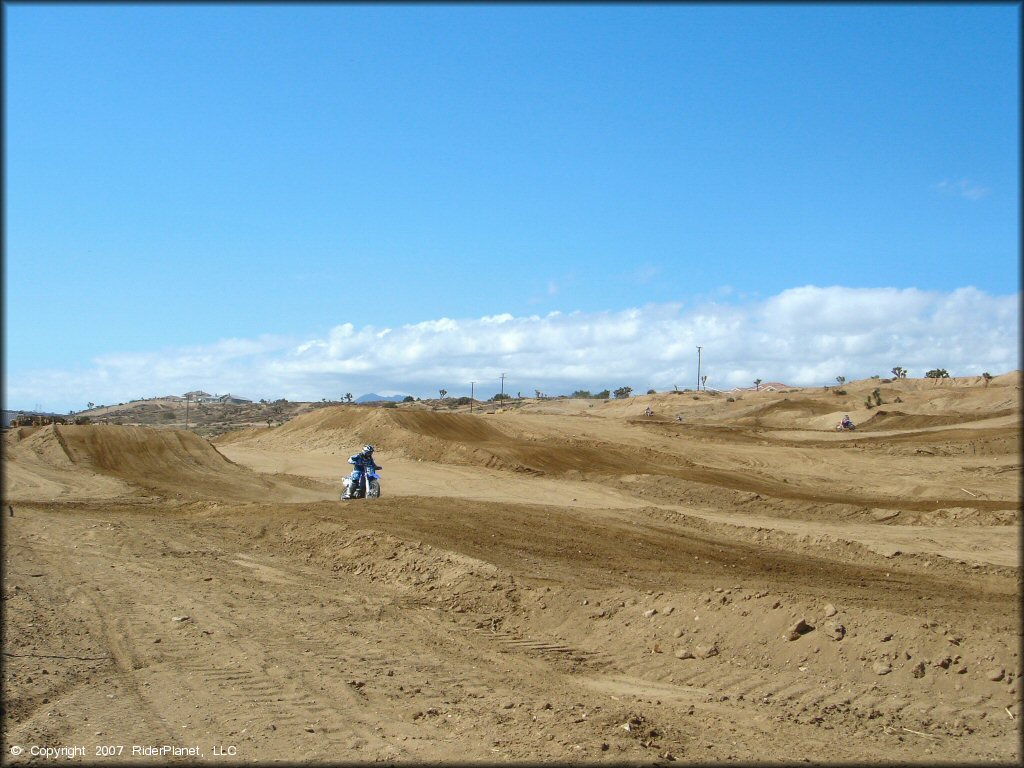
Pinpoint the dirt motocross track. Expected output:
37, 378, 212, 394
2, 375, 1020, 763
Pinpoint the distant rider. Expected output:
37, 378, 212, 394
841, 414, 854, 430
343, 444, 380, 499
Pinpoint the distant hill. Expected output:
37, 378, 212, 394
3, 409, 63, 427
355, 393, 409, 404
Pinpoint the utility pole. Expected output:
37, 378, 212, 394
696, 346, 702, 391
500, 372, 506, 402
185, 394, 190, 430
470, 381, 475, 413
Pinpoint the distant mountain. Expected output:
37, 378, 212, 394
355, 393, 409, 404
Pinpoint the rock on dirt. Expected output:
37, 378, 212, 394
696, 644, 719, 659
824, 622, 846, 641
785, 619, 814, 641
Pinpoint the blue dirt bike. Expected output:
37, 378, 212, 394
341, 466, 382, 499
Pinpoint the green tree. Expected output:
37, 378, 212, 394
613, 386, 633, 399
571, 390, 592, 399
403, 395, 415, 402
925, 369, 949, 380
595, 389, 610, 399
491, 392, 512, 401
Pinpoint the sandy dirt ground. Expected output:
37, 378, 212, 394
2, 374, 1020, 763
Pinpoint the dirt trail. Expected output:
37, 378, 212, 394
3, 374, 1020, 763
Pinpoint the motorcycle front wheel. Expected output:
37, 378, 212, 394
366, 479, 381, 498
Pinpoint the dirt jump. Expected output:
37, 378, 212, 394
2, 373, 1020, 763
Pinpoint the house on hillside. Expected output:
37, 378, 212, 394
215, 394, 253, 405
183, 390, 212, 402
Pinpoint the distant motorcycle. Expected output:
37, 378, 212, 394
835, 421, 856, 432
341, 466, 382, 499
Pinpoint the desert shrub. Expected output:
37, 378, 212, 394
571, 390, 593, 398
833, 389, 847, 396
382, 402, 398, 409
403, 395, 415, 402
726, 397, 735, 402
594, 390, 610, 399
647, 389, 656, 394
692, 395, 699, 400
161, 411, 175, 420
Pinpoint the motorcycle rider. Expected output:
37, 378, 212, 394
841, 414, 855, 430
343, 444, 380, 499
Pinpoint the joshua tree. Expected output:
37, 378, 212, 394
891, 366, 906, 379
835, 376, 846, 387
925, 369, 950, 380
439, 389, 448, 399
982, 372, 993, 386
754, 379, 762, 392
345, 393, 354, 403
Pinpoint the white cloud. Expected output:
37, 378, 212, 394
934, 178, 991, 200
5, 286, 1019, 412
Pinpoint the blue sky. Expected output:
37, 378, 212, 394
4, 3, 1019, 411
